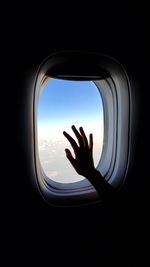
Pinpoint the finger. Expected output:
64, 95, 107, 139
65, 149, 78, 171
79, 127, 88, 147
65, 148, 73, 158
71, 125, 84, 147
89, 133, 93, 153
63, 131, 78, 152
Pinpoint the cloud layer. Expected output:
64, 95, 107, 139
38, 122, 103, 183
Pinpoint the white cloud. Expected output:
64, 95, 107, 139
47, 170, 58, 178
37, 120, 104, 183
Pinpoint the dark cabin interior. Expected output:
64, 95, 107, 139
3, 3, 149, 266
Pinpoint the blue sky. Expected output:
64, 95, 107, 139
37, 78, 104, 182
38, 78, 103, 127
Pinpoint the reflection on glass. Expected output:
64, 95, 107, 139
37, 78, 104, 183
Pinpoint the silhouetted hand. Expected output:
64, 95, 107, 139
63, 125, 115, 198
63, 125, 97, 178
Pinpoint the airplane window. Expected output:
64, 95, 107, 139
33, 51, 132, 206
37, 78, 104, 184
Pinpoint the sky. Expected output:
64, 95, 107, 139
37, 78, 104, 183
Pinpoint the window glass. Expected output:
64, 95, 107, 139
37, 78, 104, 183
